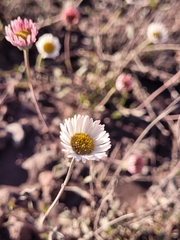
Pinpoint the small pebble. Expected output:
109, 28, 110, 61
5, 122, 25, 148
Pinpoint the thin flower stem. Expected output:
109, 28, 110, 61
40, 158, 76, 226
64, 30, 73, 74
100, 10, 120, 35
89, 161, 95, 210
118, 91, 128, 107
103, 95, 180, 202
136, 70, 180, 110
24, 50, 43, 121
119, 39, 149, 72
23, 49, 55, 142
94, 87, 116, 111
0, 84, 15, 105
94, 213, 134, 235
142, 43, 180, 53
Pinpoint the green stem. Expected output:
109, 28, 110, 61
35, 53, 43, 71
119, 92, 128, 107
40, 158, 76, 225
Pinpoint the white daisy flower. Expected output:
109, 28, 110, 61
36, 33, 61, 59
147, 22, 168, 44
60, 115, 111, 163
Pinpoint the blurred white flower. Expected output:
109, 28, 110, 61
36, 33, 61, 59
147, 22, 168, 44
60, 115, 111, 163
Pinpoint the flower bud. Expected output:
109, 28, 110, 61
115, 73, 132, 93
127, 154, 143, 175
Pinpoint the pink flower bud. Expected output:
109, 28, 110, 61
61, 8, 80, 26
115, 73, 133, 93
127, 154, 143, 175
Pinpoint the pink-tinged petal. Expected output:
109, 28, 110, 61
115, 73, 133, 93
5, 16, 38, 50
127, 154, 143, 175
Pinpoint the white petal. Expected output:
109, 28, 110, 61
59, 114, 111, 162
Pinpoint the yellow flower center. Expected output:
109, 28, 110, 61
43, 42, 55, 53
153, 32, 161, 40
71, 133, 95, 155
15, 29, 30, 40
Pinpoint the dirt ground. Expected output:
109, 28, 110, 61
1, 0, 180, 239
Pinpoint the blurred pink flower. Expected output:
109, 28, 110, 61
127, 154, 143, 175
5, 16, 38, 50
61, 8, 80, 26
115, 73, 133, 93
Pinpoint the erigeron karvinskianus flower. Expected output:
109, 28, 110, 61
60, 115, 111, 163
35, 33, 61, 59
147, 22, 168, 44
61, 8, 80, 26
127, 154, 143, 175
5, 16, 38, 50
115, 73, 133, 93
